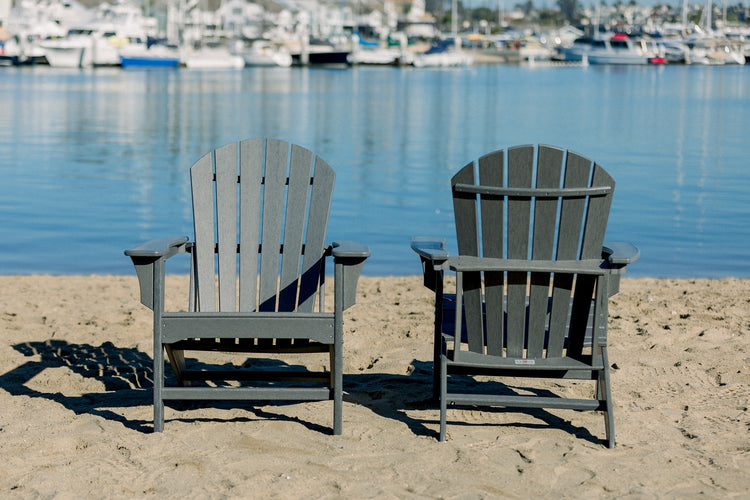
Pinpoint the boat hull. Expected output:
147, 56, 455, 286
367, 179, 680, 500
120, 55, 180, 68
291, 51, 350, 66
183, 50, 245, 69
587, 54, 649, 64
40, 42, 88, 68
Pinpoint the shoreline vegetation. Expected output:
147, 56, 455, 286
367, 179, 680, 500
0, 274, 747, 496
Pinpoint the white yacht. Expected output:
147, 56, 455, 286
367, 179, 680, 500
557, 33, 658, 65
412, 38, 473, 67
234, 40, 292, 67
38, 2, 156, 68
39, 24, 137, 67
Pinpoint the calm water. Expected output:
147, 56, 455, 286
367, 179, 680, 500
0, 63, 748, 277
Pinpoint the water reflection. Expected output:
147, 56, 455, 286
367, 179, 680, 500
0, 64, 748, 277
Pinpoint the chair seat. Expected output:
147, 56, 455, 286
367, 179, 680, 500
443, 393, 606, 411
440, 294, 606, 347
170, 337, 330, 354
160, 311, 336, 344
446, 349, 604, 371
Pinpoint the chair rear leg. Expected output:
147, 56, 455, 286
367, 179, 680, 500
600, 348, 615, 448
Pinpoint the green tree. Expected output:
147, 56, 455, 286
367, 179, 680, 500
516, 0, 534, 16
471, 6, 495, 22
557, 0, 580, 21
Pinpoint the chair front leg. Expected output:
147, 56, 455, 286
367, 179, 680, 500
433, 271, 444, 401
152, 257, 167, 433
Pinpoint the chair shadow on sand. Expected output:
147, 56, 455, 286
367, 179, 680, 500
0, 339, 600, 444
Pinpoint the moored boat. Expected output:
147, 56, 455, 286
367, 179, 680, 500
556, 33, 657, 65
235, 39, 292, 67
412, 38, 473, 67
39, 23, 149, 68
119, 43, 180, 68
182, 46, 245, 69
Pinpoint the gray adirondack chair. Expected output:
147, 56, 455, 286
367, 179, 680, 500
411, 145, 639, 447
125, 138, 369, 433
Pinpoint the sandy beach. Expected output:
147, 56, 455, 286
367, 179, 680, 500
0, 274, 747, 498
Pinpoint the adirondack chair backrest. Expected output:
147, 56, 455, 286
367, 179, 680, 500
451, 144, 614, 359
190, 138, 335, 313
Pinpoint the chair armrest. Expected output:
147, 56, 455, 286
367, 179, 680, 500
124, 236, 189, 259
331, 240, 370, 260
124, 236, 189, 310
410, 236, 450, 264
602, 242, 640, 265
331, 241, 370, 311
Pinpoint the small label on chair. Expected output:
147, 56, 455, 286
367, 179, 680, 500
515, 359, 535, 365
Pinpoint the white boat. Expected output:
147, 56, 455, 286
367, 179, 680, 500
413, 38, 473, 67
38, 34, 90, 67
2, 0, 91, 64
685, 35, 746, 65
653, 39, 691, 64
289, 39, 351, 66
182, 47, 245, 69
37, 0, 156, 68
517, 41, 554, 63
557, 34, 658, 65
39, 24, 145, 67
0, 34, 25, 66
235, 40, 292, 67
348, 47, 404, 65
555, 36, 595, 62
587, 34, 656, 65
347, 33, 413, 65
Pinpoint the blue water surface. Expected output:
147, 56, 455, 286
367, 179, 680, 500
0, 64, 748, 277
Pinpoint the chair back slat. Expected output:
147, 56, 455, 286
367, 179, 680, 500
477, 151, 505, 356
450, 145, 614, 361
546, 150, 594, 356
258, 139, 288, 311
298, 155, 335, 312
582, 164, 614, 258
189, 138, 333, 314
215, 143, 239, 311
238, 139, 263, 311
277, 144, 314, 310
504, 146, 533, 357
452, 162, 483, 353
191, 152, 217, 312
526, 145, 564, 358
568, 163, 615, 356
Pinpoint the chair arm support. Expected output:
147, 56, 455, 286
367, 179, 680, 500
602, 242, 640, 296
411, 237, 449, 291
124, 236, 189, 310
332, 241, 370, 311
